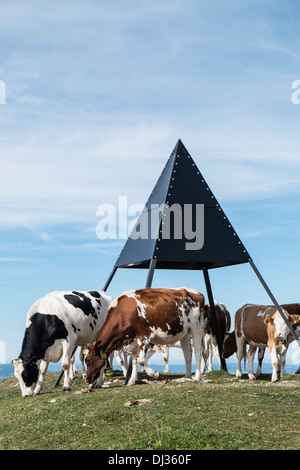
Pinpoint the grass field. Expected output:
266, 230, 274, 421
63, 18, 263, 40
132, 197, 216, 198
0, 370, 299, 450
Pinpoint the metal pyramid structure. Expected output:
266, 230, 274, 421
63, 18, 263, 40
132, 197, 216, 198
115, 139, 251, 270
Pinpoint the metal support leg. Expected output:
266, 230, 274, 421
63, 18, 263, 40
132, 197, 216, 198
203, 268, 227, 371
249, 260, 300, 346
103, 266, 118, 292
145, 258, 157, 288
124, 258, 157, 385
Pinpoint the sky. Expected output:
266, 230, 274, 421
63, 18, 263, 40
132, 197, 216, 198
0, 1, 300, 369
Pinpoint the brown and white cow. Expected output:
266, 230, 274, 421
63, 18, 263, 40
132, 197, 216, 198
222, 304, 300, 382
84, 287, 205, 385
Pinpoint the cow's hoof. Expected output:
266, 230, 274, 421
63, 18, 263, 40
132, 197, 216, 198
63, 387, 71, 392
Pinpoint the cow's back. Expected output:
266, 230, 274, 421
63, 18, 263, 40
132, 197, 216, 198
235, 304, 276, 347
137, 288, 204, 336
26, 290, 112, 345
99, 287, 204, 349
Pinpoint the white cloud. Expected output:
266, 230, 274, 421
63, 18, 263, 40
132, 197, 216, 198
0, 257, 38, 262
1, 0, 300, 230
1, 117, 300, 229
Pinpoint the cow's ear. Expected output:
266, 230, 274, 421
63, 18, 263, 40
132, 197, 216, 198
264, 317, 273, 326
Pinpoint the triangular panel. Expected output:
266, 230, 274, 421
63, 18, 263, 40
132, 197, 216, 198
115, 140, 251, 270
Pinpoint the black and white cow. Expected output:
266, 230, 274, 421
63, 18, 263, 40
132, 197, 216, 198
13, 290, 112, 397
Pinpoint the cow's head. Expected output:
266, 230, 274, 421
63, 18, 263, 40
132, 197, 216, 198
222, 331, 237, 358
12, 357, 39, 397
84, 341, 106, 384
264, 311, 300, 346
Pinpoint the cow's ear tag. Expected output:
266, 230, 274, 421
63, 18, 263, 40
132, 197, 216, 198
267, 321, 272, 326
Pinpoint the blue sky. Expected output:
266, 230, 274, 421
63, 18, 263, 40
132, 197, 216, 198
0, 1, 300, 368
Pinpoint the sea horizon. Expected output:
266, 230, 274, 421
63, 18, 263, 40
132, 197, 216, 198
1, 361, 299, 380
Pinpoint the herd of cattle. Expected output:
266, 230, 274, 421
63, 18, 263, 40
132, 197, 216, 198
12, 287, 300, 397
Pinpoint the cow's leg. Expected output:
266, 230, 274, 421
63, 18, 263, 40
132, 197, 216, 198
123, 350, 128, 371
61, 341, 74, 391
248, 345, 256, 381
208, 342, 215, 372
162, 346, 169, 373
79, 346, 86, 378
269, 344, 279, 382
212, 337, 222, 371
115, 350, 128, 376
127, 349, 138, 385
201, 334, 209, 373
180, 335, 192, 378
235, 336, 245, 380
255, 348, 265, 378
142, 348, 156, 372
138, 353, 162, 380
279, 350, 287, 378
34, 360, 49, 395
191, 319, 203, 381
137, 339, 162, 381
70, 355, 76, 380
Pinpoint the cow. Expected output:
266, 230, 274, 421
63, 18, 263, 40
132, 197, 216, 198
13, 290, 113, 397
144, 301, 231, 374
84, 287, 205, 386
222, 304, 300, 382
201, 302, 231, 372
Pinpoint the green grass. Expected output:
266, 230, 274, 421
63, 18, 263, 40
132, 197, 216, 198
1, 370, 300, 450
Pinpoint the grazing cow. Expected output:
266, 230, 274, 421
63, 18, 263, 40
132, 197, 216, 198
84, 287, 205, 385
223, 304, 300, 382
13, 290, 112, 397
